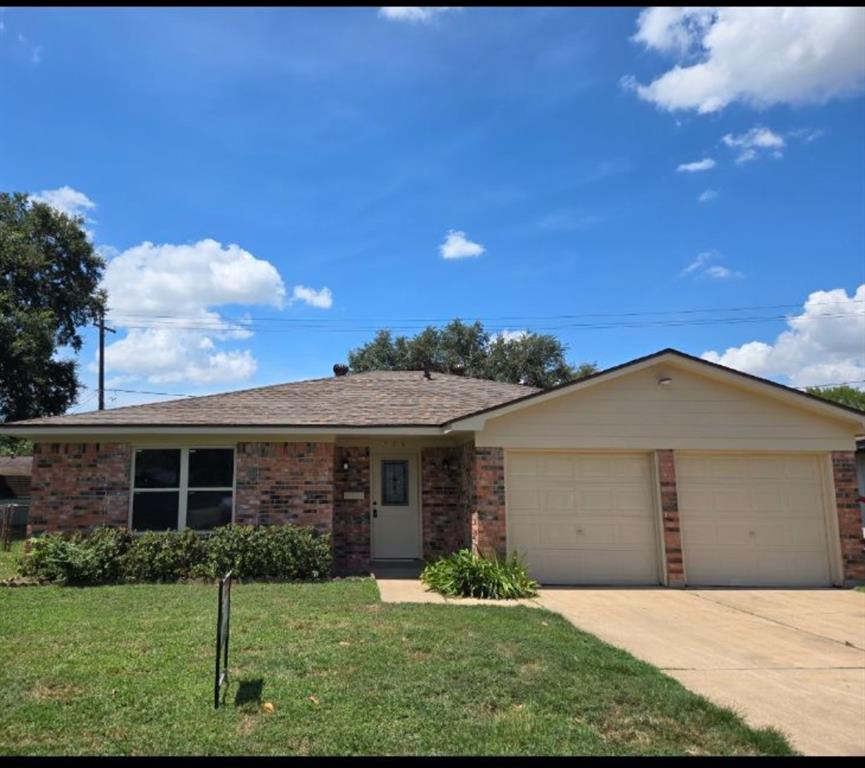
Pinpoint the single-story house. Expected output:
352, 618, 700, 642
2, 348, 864, 587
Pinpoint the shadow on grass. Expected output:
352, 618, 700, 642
234, 678, 264, 710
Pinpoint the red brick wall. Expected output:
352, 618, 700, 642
832, 451, 865, 584
656, 449, 685, 586
333, 446, 370, 574
466, 446, 507, 558
421, 446, 465, 560
29, 442, 132, 534
235, 442, 334, 534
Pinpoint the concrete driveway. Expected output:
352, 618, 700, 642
538, 588, 865, 756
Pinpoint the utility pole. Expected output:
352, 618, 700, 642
97, 311, 116, 411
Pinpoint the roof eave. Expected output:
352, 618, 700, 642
0, 424, 450, 438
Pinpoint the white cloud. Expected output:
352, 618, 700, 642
495, 329, 528, 343
627, 7, 865, 113
722, 126, 785, 163
704, 265, 737, 279
30, 186, 96, 218
378, 7, 459, 23
99, 239, 286, 385
677, 158, 715, 173
698, 188, 718, 203
680, 251, 741, 279
290, 284, 333, 309
439, 229, 485, 260
104, 330, 258, 385
702, 285, 865, 387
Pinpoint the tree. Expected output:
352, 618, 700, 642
805, 384, 865, 412
0, 192, 106, 434
348, 319, 596, 388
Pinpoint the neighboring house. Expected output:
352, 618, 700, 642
1, 348, 864, 587
0, 455, 32, 531
856, 437, 865, 533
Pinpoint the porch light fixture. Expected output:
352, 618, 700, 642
658, 376, 673, 386
442, 459, 451, 472
342, 460, 350, 471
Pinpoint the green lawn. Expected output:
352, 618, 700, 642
0, 579, 791, 756
0, 540, 23, 580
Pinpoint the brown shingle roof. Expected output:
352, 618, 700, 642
6, 371, 538, 429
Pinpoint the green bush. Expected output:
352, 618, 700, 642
17, 524, 331, 585
205, 524, 331, 580
421, 548, 539, 599
18, 528, 131, 586
121, 529, 207, 583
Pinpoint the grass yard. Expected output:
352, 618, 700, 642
0, 578, 792, 756
0, 540, 23, 580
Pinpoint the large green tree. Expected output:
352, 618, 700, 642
348, 319, 596, 388
0, 192, 106, 433
805, 384, 865, 412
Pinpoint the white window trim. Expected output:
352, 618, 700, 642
129, 446, 236, 531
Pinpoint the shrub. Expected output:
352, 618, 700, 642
18, 524, 332, 584
18, 528, 131, 586
120, 529, 207, 583
205, 524, 331, 580
421, 548, 539, 599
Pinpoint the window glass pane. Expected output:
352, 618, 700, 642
188, 448, 234, 488
134, 449, 180, 489
186, 490, 233, 531
381, 460, 409, 505
132, 491, 179, 531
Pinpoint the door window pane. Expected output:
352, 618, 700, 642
132, 491, 179, 530
188, 448, 234, 488
186, 490, 233, 530
134, 449, 181, 488
381, 460, 409, 505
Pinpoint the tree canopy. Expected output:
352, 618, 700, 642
805, 384, 865, 413
0, 192, 106, 428
348, 319, 596, 389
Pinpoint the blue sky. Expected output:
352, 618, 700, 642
2, 7, 864, 409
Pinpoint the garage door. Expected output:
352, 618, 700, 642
678, 454, 832, 586
507, 452, 659, 585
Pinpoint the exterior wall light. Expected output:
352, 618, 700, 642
342, 460, 351, 471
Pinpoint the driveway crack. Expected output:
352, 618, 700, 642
685, 592, 865, 653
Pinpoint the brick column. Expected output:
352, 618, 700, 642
466, 446, 506, 558
656, 449, 685, 587
832, 451, 865, 584
333, 446, 370, 574
421, 446, 465, 560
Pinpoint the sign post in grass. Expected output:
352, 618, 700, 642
214, 570, 233, 709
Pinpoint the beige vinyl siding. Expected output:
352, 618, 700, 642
476, 362, 857, 451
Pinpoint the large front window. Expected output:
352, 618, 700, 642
131, 447, 234, 531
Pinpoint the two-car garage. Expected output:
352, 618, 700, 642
459, 349, 863, 588
506, 450, 836, 587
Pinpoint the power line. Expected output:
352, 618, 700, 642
103, 297, 865, 325
800, 379, 865, 390
103, 311, 858, 335
79, 384, 195, 398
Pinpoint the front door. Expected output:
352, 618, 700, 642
371, 454, 420, 559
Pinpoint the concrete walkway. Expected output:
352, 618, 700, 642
375, 577, 541, 607
377, 579, 865, 755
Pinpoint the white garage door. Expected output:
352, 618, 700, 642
507, 452, 659, 585
678, 454, 832, 586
